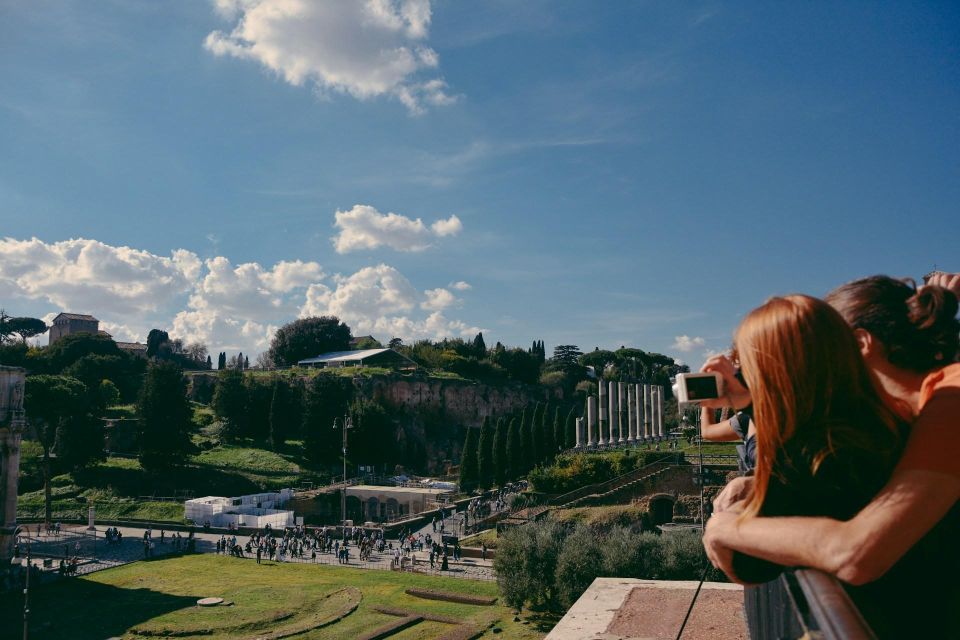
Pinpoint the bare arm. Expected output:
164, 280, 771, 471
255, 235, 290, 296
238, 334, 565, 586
705, 392, 960, 585
700, 407, 743, 442
705, 469, 960, 585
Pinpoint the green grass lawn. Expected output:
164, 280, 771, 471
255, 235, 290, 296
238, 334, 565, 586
4, 554, 549, 639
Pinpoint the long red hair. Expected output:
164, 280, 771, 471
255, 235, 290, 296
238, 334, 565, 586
735, 295, 902, 519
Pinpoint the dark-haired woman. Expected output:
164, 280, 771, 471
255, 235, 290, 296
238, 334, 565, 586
703, 276, 960, 634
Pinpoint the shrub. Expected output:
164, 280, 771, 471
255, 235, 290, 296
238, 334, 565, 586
555, 525, 603, 608
493, 520, 565, 610
602, 527, 664, 579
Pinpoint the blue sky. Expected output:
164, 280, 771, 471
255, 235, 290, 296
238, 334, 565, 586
1, 1, 957, 363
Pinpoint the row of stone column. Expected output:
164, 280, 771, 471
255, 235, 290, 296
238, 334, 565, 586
574, 381, 665, 448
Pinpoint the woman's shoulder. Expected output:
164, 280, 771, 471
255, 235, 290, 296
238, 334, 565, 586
920, 362, 960, 410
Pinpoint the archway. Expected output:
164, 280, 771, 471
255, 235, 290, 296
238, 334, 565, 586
345, 496, 363, 524
367, 497, 380, 522
649, 493, 675, 526
386, 497, 400, 519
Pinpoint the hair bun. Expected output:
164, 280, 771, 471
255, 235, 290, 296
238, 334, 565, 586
907, 286, 960, 363
908, 286, 959, 330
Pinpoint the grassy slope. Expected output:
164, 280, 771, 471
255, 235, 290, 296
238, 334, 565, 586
3, 554, 548, 639
17, 433, 319, 522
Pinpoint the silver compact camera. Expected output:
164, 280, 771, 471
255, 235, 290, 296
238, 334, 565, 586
672, 372, 724, 405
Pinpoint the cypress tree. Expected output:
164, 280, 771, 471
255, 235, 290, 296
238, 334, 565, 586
212, 368, 247, 441
206, 354, 212, 370
565, 407, 577, 450
506, 417, 521, 480
551, 405, 562, 458
237, 351, 245, 370
530, 402, 543, 464
459, 427, 480, 493
493, 417, 507, 487
244, 355, 250, 369
540, 403, 554, 462
473, 332, 487, 358
137, 361, 192, 470
477, 416, 494, 490
518, 408, 532, 474
218, 352, 226, 370
268, 378, 285, 450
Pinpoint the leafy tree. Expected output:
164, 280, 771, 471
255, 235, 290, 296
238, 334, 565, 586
551, 344, 583, 370
492, 417, 507, 487
477, 416, 494, 489
353, 336, 383, 349
493, 520, 565, 610
184, 342, 208, 363
303, 373, 353, 464
506, 417, 521, 480
57, 412, 105, 474
137, 360, 193, 470
25, 375, 90, 522
555, 524, 603, 608
99, 379, 120, 406
580, 349, 618, 378
3, 316, 47, 343
490, 348, 541, 385
146, 329, 169, 359
46, 333, 122, 371
268, 316, 352, 367
62, 353, 145, 403
211, 368, 247, 441
458, 427, 480, 493
388, 337, 404, 350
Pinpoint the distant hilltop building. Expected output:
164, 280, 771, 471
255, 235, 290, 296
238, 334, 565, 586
297, 348, 416, 370
48, 312, 103, 345
47, 312, 146, 356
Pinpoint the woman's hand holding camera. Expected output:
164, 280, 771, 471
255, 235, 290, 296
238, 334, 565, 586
698, 354, 751, 409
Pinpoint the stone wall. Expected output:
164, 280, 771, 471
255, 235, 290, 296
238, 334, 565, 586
358, 374, 548, 428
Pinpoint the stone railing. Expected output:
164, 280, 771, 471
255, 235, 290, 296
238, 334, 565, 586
744, 569, 877, 639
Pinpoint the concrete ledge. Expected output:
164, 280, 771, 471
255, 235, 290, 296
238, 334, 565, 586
547, 578, 744, 640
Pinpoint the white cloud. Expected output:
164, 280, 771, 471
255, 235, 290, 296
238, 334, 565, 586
671, 335, 706, 352
0, 237, 198, 317
203, 0, 456, 114
300, 264, 479, 340
332, 204, 462, 253
430, 214, 462, 237
450, 280, 471, 291
421, 287, 458, 311
1, 236, 478, 356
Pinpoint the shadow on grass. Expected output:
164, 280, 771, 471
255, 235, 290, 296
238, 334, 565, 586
1, 579, 200, 640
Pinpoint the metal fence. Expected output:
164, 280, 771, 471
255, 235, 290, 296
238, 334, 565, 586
744, 570, 878, 639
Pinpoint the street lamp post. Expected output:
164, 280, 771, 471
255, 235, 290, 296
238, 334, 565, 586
333, 416, 354, 528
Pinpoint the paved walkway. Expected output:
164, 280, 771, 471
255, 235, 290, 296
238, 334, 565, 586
17, 524, 495, 581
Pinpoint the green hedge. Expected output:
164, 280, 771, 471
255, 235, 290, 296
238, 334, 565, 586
527, 450, 683, 495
